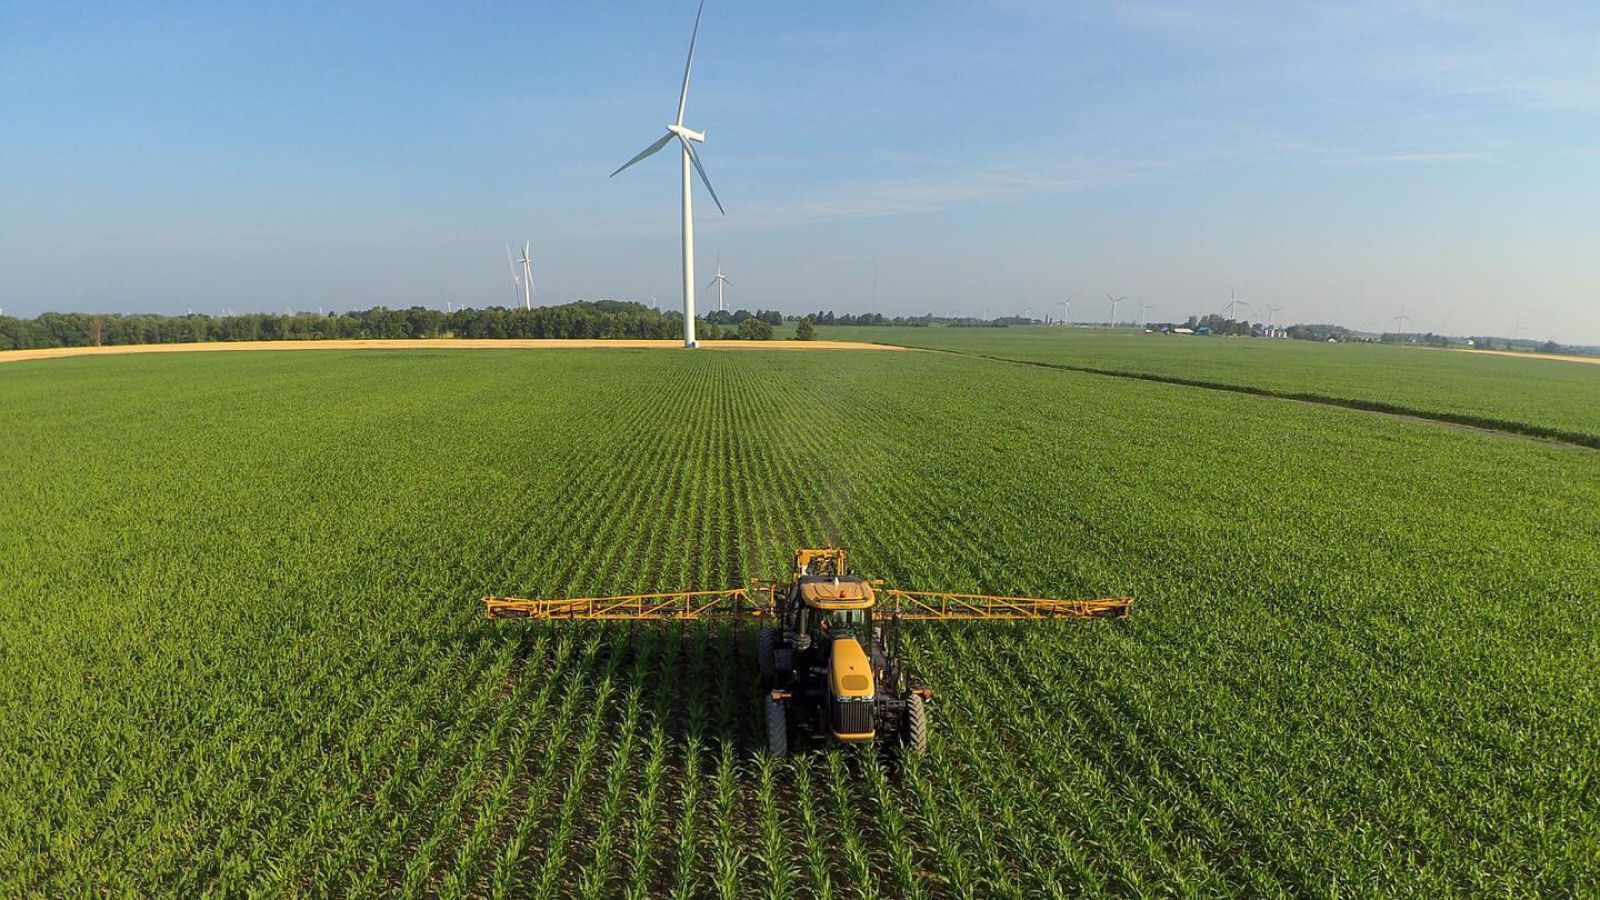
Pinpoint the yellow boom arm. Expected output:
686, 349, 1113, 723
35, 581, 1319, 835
883, 590, 1131, 620
483, 588, 772, 620
484, 586, 1129, 621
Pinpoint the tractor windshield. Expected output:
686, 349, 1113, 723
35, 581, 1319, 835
817, 608, 870, 641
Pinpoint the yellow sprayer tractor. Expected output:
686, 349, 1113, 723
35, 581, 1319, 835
484, 547, 1130, 756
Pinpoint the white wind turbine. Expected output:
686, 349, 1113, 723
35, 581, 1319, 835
1106, 294, 1125, 326
518, 242, 534, 310
1392, 303, 1414, 333
1138, 299, 1155, 325
610, 0, 725, 348
1058, 293, 1073, 325
706, 254, 731, 313
1224, 285, 1249, 320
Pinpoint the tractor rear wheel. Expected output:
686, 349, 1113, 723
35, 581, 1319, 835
765, 696, 789, 757
757, 625, 776, 681
902, 692, 928, 755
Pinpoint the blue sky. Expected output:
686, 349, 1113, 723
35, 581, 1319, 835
4, 1, 1599, 341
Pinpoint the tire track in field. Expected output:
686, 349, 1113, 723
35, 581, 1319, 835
898, 345, 1600, 451
745, 364, 970, 893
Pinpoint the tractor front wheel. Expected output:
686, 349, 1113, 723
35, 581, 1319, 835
757, 626, 776, 681
901, 692, 928, 755
765, 697, 789, 757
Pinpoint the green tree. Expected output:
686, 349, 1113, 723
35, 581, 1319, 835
794, 317, 816, 341
737, 316, 773, 341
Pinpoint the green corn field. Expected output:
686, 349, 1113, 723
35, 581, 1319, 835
1, 346, 1596, 897
820, 324, 1600, 444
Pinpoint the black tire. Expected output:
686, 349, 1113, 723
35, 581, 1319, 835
757, 626, 776, 681
765, 697, 789, 757
902, 692, 928, 755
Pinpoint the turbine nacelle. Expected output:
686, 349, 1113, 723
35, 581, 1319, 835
668, 124, 705, 143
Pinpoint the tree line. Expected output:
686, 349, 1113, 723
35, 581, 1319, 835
0, 301, 799, 350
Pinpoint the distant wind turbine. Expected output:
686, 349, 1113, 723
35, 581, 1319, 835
610, 0, 724, 348
1224, 286, 1249, 320
706, 254, 731, 312
1058, 293, 1073, 325
1107, 294, 1126, 326
1392, 303, 1414, 333
1138, 300, 1155, 325
518, 242, 534, 310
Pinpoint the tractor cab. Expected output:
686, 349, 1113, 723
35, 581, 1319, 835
794, 575, 874, 645
786, 547, 874, 640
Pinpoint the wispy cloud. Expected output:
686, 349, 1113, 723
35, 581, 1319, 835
716, 160, 1162, 232
1336, 151, 1494, 164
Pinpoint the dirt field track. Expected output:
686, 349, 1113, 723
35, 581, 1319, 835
1454, 348, 1600, 366
0, 338, 905, 364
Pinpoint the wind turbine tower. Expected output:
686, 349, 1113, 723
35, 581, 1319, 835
1224, 286, 1249, 321
1107, 294, 1126, 326
610, 0, 725, 348
517, 242, 534, 310
1393, 303, 1414, 333
706, 254, 731, 313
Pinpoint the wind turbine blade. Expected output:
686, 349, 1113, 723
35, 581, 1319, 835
706, 276, 719, 289
676, 0, 707, 127
682, 138, 724, 214
610, 132, 674, 177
